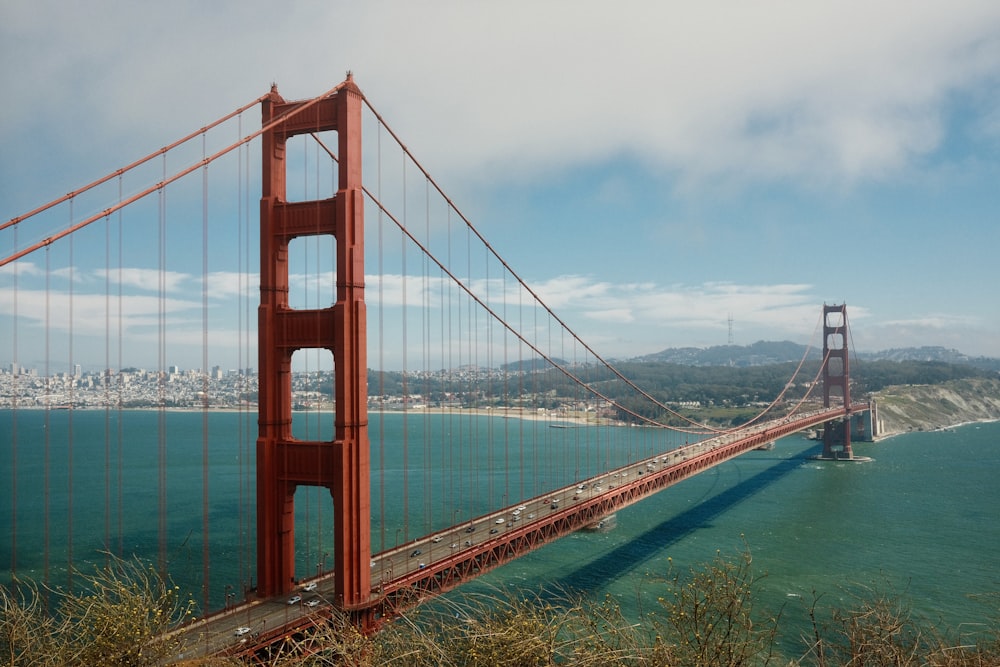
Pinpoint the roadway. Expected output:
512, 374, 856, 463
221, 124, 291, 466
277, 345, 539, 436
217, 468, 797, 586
167, 405, 864, 658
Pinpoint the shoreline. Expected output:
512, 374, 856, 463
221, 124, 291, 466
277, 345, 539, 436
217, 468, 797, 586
7, 405, 1000, 438
0, 404, 606, 426
874, 417, 1000, 442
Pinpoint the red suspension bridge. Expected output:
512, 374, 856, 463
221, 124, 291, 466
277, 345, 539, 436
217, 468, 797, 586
1, 75, 871, 656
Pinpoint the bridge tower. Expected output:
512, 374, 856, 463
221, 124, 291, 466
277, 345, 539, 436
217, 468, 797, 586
821, 303, 853, 459
256, 76, 371, 609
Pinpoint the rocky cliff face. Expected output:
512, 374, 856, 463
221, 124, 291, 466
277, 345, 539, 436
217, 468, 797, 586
873, 377, 1000, 437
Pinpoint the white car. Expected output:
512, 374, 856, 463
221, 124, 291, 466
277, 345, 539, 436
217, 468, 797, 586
288, 595, 301, 605
302, 582, 318, 592
305, 598, 320, 607
235, 626, 251, 637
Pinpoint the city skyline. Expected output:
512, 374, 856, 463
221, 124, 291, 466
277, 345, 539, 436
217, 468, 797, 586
3, 2, 1000, 372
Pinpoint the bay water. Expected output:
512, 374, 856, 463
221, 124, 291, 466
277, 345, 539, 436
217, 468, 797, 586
2, 409, 997, 653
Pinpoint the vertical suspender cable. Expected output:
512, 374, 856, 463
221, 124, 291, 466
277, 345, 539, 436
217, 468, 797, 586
466, 219, 476, 509
484, 245, 493, 508
244, 118, 255, 594
502, 268, 509, 507
236, 114, 249, 593
236, 117, 246, 590
518, 282, 524, 503
554, 312, 561, 488
530, 295, 538, 496
400, 156, 409, 543
245, 130, 255, 594
201, 133, 211, 610
8, 228, 17, 580
117, 175, 124, 557
157, 156, 168, 577
44, 248, 51, 585
454, 210, 464, 521
454, 213, 464, 522
104, 213, 111, 569
67, 201, 75, 592
376, 121, 385, 554
423, 178, 431, 530
573, 337, 579, 481
442, 209, 451, 524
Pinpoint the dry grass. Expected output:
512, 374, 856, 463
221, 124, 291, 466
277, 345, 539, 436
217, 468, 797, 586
3, 550, 998, 666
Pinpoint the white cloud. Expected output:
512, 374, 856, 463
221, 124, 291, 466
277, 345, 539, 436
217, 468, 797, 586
881, 314, 982, 330
5, 1, 1000, 197
94, 268, 192, 292
0, 288, 201, 336
585, 308, 636, 324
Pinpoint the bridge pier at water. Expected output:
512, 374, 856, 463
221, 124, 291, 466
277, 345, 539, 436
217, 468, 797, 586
812, 408, 876, 461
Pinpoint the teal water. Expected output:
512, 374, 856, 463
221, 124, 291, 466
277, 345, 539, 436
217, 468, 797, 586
2, 410, 998, 652
463, 422, 1000, 652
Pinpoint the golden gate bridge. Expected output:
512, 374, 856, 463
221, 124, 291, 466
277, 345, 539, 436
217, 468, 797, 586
1, 75, 870, 658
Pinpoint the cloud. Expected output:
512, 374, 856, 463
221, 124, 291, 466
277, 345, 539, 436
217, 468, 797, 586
340, 2, 1000, 191
0, 288, 201, 337
532, 276, 818, 333
94, 268, 192, 292
881, 314, 982, 330
6, 1, 1000, 201
585, 308, 636, 324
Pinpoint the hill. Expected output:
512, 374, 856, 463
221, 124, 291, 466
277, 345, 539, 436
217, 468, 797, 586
873, 377, 1000, 437
633, 341, 1000, 372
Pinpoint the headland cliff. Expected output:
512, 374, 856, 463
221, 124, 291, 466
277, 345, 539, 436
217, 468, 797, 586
873, 377, 1000, 438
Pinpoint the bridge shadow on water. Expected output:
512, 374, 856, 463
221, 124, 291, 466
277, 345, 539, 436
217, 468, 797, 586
547, 442, 825, 597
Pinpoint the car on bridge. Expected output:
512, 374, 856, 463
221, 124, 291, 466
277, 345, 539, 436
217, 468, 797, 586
235, 626, 251, 637
302, 582, 317, 591
287, 595, 301, 605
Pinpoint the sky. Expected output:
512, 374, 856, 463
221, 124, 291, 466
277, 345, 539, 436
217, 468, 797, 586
2, 1, 1000, 373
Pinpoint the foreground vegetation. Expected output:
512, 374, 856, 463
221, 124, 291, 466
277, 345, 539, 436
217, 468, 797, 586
3, 550, 997, 666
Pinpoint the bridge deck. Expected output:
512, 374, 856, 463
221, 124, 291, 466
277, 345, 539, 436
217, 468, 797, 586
169, 406, 865, 658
